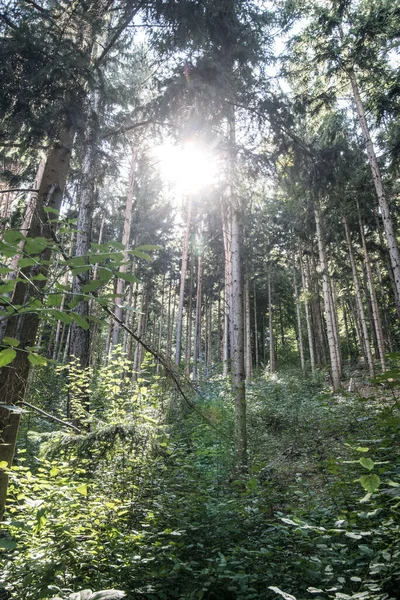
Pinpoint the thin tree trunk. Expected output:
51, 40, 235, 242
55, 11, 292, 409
69, 108, 98, 376
268, 268, 276, 374
185, 260, 193, 377
253, 279, 259, 370
315, 202, 341, 389
112, 143, 136, 350
357, 205, 386, 371
293, 257, 305, 374
300, 247, 316, 376
343, 216, 375, 377
244, 275, 252, 379
175, 198, 192, 365
193, 252, 202, 382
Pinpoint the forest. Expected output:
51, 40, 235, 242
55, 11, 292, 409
0, 0, 399, 599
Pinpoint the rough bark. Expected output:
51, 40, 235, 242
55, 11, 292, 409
293, 257, 305, 374
175, 198, 192, 366
268, 268, 276, 374
314, 202, 341, 389
112, 143, 136, 350
300, 247, 316, 376
348, 67, 400, 311
0, 125, 74, 520
244, 275, 252, 379
343, 216, 375, 377
357, 205, 386, 371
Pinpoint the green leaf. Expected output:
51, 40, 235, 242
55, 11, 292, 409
31, 273, 47, 281
0, 282, 17, 294
53, 310, 72, 324
97, 267, 113, 283
117, 272, 139, 284
28, 353, 47, 366
70, 313, 90, 330
0, 538, 17, 550
135, 244, 161, 251
0, 267, 13, 274
0, 348, 16, 367
76, 484, 88, 496
18, 257, 36, 268
47, 294, 62, 307
71, 265, 92, 276
359, 474, 381, 494
89, 253, 112, 264
82, 279, 105, 293
2, 337, 20, 347
43, 206, 59, 215
68, 256, 87, 267
130, 249, 152, 261
0, 461, 8, 469
2, 230, 25, 244
268, 587, 297, 600
24, 237, 49, 255
359, 457, 375, 471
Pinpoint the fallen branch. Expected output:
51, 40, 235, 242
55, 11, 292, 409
22, 400, 81, 433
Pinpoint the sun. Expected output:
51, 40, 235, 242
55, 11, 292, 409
155, 140, 219, 195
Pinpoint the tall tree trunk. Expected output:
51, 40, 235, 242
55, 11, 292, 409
185, 260, 193, 377
0, 125, 74, 520
112, 143, 136, 350
193, 252, 202, 382
348, 67, 400, 310
293, 257, 305, 374
253, 279, 259, 370
244, 275, 252, 379
69, 108, 98, 373
175, 198, 192, 366
268, 268, 276, 374
132, 285, 150, 380
343, 216, 375, 377
221, 201, 232, 377
357, 204, 386, 371
300, 247, 316, 376
315, 202, 341, 389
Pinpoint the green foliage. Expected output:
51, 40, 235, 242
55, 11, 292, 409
2, 370, 398, 599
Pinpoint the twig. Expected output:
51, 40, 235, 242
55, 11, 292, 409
22, 400, 81, 433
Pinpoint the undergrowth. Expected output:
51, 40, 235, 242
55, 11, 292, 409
1, 366, 399, 600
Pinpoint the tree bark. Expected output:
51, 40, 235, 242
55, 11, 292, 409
343, 216, 375, 377
315, 202, 341, 389
357, 204, 386, 371
300, 247, 316, 376
268, 268, 276, 374
348, 67, 400, 311
244, 275, 252, 379
0, 125, 74, 520
112, 143, 136, 350
175, 198, 192, 366
293, 256, 305, 374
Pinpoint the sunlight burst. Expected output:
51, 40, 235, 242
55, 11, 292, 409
155, 141, 219, 194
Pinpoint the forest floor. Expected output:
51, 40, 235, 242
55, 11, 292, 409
2, 366, 400, 600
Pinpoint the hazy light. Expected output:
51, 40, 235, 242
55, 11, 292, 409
155, 141, 219, 194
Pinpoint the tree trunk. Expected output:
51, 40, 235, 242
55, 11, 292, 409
0, 125, 74, 520
244, 275, 252, 379
300, 247, 316, 375
315, 202, 341, 389
192, 251, 202, 382
348, 67, 400, 311
268, 268, 276, 374
185, 260, 193, 377
69, 108, 98, 373
293, 256, 305, 374
357, 205, 386, 371
175, 198, 192, 366
112, 143, 136, 350
343, 216, 375, 377
253, 279, 259, 370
